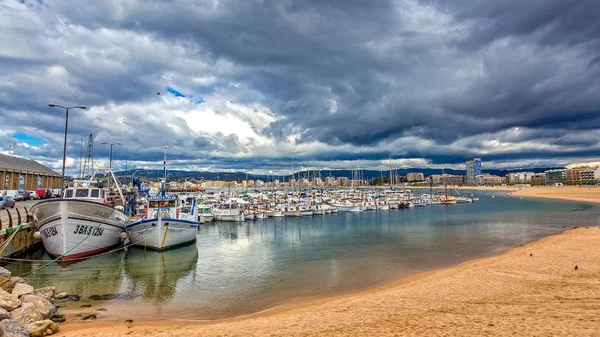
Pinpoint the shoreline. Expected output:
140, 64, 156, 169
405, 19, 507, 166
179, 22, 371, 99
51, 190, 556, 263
60, 225, 600, 336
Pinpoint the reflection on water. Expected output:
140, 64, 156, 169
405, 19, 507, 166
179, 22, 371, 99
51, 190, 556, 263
4, 193, 600, 319
124, 245, 198, 305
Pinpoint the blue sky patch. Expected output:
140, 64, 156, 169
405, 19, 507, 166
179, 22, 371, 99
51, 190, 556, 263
13, 132, 45, 146
195, 98, 205, 104
166, 87, 185, 97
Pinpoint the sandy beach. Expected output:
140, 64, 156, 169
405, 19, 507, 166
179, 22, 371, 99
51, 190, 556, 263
59, 225, 600, 337
510, 186, 600, 204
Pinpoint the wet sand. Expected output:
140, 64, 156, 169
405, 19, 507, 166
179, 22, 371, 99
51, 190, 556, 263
60, 226, 600, 336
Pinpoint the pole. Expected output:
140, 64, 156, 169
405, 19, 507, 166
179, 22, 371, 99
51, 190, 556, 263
61, 108, 69, 194
79, 137, 83, 179
109, 145, 113, 169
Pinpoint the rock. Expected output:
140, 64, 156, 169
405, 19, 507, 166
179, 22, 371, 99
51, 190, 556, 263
124, 319, 134, 323
0, 276, 16, 293
50, 314, 65, 324
10, 303, 45, 324
10, 277, 26, 285
0, 307, 10, 320
25, 320, 59, 337
0, 266, 11, 278
80, 304, 92, 308
1, 319, 29, 337
97, 308, 107, 312
11, 283, 34, 298
19, 294, 56, 319
0, 288, 21, 311
67, 294, 80, 301
33, 287, 56, 303
55, 292, 68, 300
82, 314, 96, 320
575, 265, 579, 270
89, 293, 139, 301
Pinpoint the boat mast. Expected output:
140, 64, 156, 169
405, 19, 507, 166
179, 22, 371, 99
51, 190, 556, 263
162, 145, 168, 196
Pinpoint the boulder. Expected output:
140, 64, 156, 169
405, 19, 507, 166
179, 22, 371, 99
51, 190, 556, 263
82, 314, 96, 320
20, 294, 56, 319
10, 303, 45, 325
0, 266, 11, 278
25, 320, 59, 337
50, 314, 65, 323
0, 307, 10, 320
67, 294, 80, 301
0, 276, 16, 293
10, 277, 26, 284
0, 319, 29, 337
55, 292, 68, 300
0, 288, 21, 311
11, 283, 34, 298
33, 287, 56, 303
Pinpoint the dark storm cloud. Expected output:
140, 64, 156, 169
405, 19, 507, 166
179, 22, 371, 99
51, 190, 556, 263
1, 0, 600, 171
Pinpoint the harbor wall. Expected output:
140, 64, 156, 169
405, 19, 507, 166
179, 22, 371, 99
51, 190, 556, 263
0, 206, 41, 257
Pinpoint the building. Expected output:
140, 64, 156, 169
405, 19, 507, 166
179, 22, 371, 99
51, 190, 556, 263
429, 174, 442, 185
581, 168, 600, 182
475, 174, 502, 185
564, 167, 585, 184
465, 158, 482, 185
406, 172, 425, 182
511, 172, 536, 183
445, 174, 466, 186
544, 169, 564, 183
1, 153, 62, 191
530, 173, 546, 184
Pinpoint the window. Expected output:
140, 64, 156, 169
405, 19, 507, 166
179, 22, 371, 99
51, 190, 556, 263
90, 189, 100, 198
65, 190, 73, 198
75, 189, 89, 198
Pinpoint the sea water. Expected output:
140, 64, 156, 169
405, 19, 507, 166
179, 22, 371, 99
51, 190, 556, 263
5, 192, 600, 320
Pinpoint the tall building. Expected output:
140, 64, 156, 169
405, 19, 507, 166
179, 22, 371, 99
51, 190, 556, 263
544, 169, 564, 183
406, 172, 425, 182
466, 158, 482, 185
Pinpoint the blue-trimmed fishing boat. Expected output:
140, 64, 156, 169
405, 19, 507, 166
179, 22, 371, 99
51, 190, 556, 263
125, 146, 198, 250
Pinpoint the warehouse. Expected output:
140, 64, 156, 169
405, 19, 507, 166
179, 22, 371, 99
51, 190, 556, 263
0, 153, 61, 191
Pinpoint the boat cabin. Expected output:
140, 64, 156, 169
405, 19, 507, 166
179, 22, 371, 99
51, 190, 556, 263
145, 195, 179, 219
63, 188, 108, 202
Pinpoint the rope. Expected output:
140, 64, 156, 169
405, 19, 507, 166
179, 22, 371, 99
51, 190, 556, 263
0, 208, 31, 254
1, 222, 157, 264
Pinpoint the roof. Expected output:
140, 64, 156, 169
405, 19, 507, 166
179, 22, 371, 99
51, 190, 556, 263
0, 153, 61, 176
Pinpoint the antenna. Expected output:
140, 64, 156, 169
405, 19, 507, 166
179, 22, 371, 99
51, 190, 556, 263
82, 134, 94, 178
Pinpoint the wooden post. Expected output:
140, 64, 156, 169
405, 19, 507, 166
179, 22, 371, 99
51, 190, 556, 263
15, 208, 21, 225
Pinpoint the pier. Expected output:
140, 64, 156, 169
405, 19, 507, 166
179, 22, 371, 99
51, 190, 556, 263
0, 204, 41, 257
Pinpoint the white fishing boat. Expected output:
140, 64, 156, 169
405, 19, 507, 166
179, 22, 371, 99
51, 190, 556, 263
126, 146, 198, 250
196, 204, 214, 223
126, 195, 198, 250
282, 205, 301, 217
255, 210, 268, 219
30, 169, 129, 261
299, 206, 313, 216
244, 210, 255, 220
213, 202, 245, 222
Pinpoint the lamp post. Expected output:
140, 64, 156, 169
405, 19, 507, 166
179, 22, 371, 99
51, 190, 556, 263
101, 142, 121, 169
48, 103, 87, 195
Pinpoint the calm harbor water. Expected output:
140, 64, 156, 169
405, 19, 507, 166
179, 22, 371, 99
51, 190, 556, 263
5, 192, 600, 320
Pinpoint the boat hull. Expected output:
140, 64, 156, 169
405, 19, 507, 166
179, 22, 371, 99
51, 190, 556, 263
30, 199, 128, 261
126, 218, 198, 250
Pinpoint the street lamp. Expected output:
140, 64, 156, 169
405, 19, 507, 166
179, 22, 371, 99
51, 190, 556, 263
101, 142, 121, 169
48, 103, 87, 195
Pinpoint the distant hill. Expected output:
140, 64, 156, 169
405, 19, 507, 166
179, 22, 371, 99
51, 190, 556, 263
114, 167, 560, 182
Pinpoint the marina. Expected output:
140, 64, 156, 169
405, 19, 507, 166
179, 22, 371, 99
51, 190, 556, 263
4, 191, 597, 320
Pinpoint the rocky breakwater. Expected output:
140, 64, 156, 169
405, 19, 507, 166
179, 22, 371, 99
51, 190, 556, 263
0, 267, 60, 337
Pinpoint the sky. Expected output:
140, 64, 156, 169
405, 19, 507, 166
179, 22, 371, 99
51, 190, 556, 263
1, 0, 599, 175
